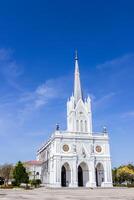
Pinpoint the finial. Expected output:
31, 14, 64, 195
75, 49, 78, 60
102, 126, 107, 134
56, 123, 60, 131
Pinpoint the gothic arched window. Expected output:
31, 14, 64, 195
85, 120, 87, 132
76, 120, 79, 132
80, 120, 83, 132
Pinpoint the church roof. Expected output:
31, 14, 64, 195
23, 160, 43, 166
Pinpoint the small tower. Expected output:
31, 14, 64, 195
67, 51, 92, 134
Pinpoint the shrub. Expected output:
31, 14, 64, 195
0, 185, 13, 189
30, 179, 41, 188
113, 183, 127, 187
12, 180, 19, 186
127, 183, 134, 187
36, 179, 41, 185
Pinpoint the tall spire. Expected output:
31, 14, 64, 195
74, 50, 82, 103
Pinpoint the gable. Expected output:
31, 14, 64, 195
75, 99, 87, 116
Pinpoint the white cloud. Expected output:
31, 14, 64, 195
17, 75, 71, 124
0, 48, 23, 90
96, 54, 134, 70
0, 77, 64, 135
0, 48, 13, 61
0, 57, 71, 126
121, 111, 134, 119
20, 79, 62, 110
93, 92, 116, 109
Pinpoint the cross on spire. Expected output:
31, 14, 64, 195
75, 49, 78, 60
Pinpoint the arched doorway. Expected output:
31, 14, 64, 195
61, 166, 66, 186
78, 162, 89, 187
78, 165, 83, 186
61, 163, 71, 187
96, 163, 104, 187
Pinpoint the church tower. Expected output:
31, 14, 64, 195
67, 52, 92, 133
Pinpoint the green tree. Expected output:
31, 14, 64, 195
127, 163, 134, 171
112, 167, 118, 185
117, 165, 134, 184
13, 161, 29, 186
112, 163, 134, 186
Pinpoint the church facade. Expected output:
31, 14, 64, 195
36, 53, 113, 188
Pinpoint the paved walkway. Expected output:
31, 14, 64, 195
0, 187, 134, 200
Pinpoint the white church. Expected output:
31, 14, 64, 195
36, 53, 113, 188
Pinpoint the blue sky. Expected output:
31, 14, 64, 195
0, 0, 134, 167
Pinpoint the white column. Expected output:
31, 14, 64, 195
101, 160, 113, 187
88, 159, 96, 187
70, 159, 77, 187
52, 158, 61, 187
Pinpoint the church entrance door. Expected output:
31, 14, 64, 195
61, 163, 71, 187
78, 165, 83, 186
95, 163, 104, 187
78, 162, 89, 187
61, 166, 66, 187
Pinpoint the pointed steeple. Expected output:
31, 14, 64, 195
74, 50, 82, 103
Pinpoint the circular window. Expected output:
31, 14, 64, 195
63, 144, 69, 152
95, 145, 102, 153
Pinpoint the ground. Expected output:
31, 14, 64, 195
0, 188, 134, 200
